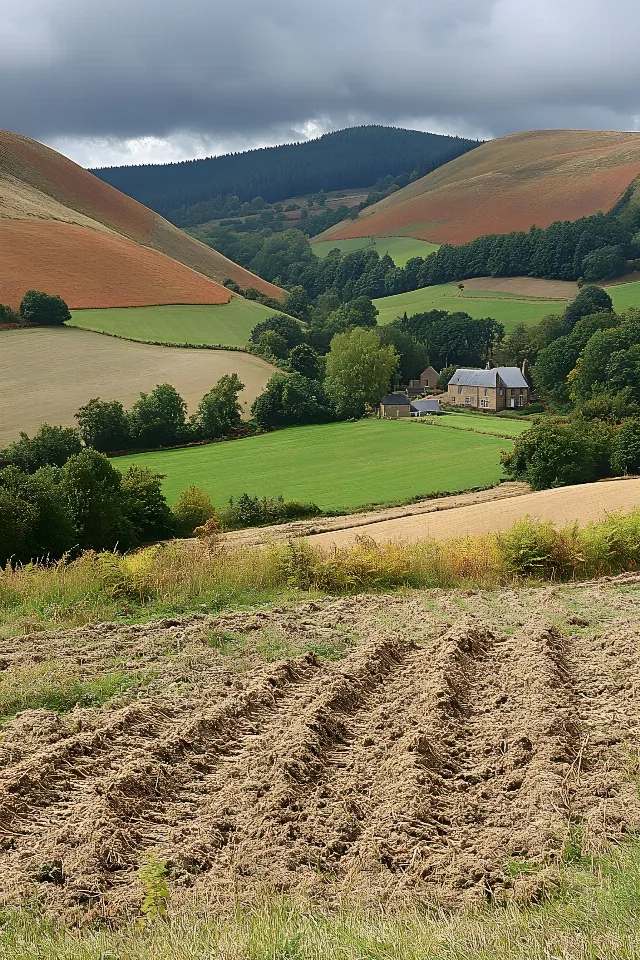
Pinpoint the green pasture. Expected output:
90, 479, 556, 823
431, 412, 531, 437
311, 236, 440, 266
606, 280, 640, 313
113, 418, 512, 511
69, 299, 282, 348
374, 284, 566, 329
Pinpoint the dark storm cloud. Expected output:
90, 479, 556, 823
2, 0, 639, 163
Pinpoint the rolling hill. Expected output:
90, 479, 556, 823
91, 126, 480, 225
0, 131, 283, 309
321, 129, 640, 245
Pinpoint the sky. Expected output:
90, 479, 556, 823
2, 0, 639, 168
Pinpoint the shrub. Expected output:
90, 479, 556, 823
172, 486, 216, 536
19, 290, 71, 326
217, 493, 321, 530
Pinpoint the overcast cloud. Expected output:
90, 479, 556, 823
2, 0, 639, 167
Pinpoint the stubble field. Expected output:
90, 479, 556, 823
0, 327, 277, 444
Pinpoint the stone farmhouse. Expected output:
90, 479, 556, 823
447, 365, 530, 411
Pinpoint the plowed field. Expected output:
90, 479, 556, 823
324, 129, 640, 244
0, 222, 231, 309
2, 583, 639, 919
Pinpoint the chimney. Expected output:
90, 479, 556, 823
522, 359, 528, 378
485, 359, 495, 370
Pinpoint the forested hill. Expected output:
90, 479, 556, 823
92, 126, 480, 225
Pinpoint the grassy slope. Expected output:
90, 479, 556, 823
113, 418, 512, 510
311, 236, 440, 266
69, 299, 282, 348
374, 284, 570, 329
428, 412, 531, 437
608, 279, 640, 312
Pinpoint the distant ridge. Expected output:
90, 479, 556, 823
320, 129, 640, 245
0, 131, 283, 308
92, 125, 480, 224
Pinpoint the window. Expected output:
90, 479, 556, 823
464, 397, 471, 407
457, 386, 463, 395
484, 388, 488, 397
481, 398, 489, 409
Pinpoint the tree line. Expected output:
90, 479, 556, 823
92, 126, 480, 224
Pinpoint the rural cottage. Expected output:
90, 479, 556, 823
447, 365, 530, 411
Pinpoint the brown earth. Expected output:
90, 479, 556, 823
1, 581, 639, 920
307, 479, 640, 550
322, 129, 640, 245
0, 130, 283, 304
460, 277, 577, 299
0, 221, 232, 310
0, 327, 277, 443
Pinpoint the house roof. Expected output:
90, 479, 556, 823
421, 366, 440, 377
380, 393, 411, 405
448, 366, 528, 389
410, 398, 442, 413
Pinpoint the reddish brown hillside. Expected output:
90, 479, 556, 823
0, 131, 283, 299
0, 222, 232, 309
325, 130, 640, 245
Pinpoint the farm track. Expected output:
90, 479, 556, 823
1, 590, 640, 919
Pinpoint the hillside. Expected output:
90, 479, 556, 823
0, 131, 283, 308
322, 129, 640, 245
92, 126, 480, 224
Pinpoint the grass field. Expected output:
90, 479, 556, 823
0, 327, 276, 444
311, 236, 440, 265
114, 418, 512, 510
374, 283, 565, 328
607, 279, 640, 312
69, 299, 282, 348
429, 412, 531, 436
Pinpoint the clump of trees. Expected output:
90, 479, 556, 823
0, 448, 216, 565
0, 291, 71, 327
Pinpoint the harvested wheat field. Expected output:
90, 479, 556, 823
1, 581, 639, 921
0, 327, 276, 443
0, 130, 283, 300
308, 479, 640, 550
323, 129, 640, 244
460, 277, 578, 299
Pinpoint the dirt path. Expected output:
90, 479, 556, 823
1, 584, 640, 918
307, 478, 640, 550
222, 482, 531, 549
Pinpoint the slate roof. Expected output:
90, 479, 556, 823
448, 367, 528, 389
410, 398, 442, 413
380, 393, 412, 405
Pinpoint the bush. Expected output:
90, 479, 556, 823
0, 303, 20, 324
251, 373, 334, 429
172, 486, 216, 537
501, 420, 613, 490
0, 424, 82, 473
217, 493, 321, 530
611, 419, 640, 476
19, 290, 71, 326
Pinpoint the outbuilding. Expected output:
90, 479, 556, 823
410, 398, 442, 416
379, 393, 412, 418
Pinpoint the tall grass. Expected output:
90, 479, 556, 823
2, 841, 640, 958
2, 511, 640, 637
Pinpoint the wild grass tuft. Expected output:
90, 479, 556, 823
3, 511, 640, 638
